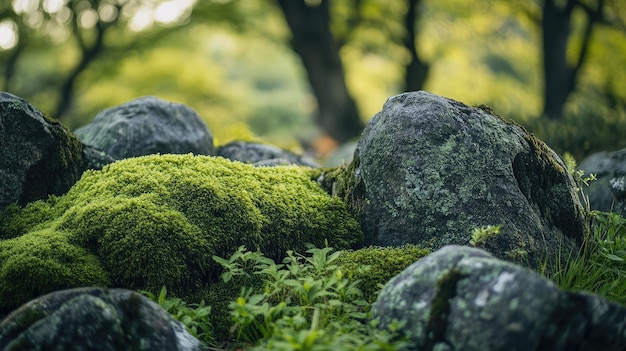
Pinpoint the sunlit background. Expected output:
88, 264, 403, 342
1, 0, 625, 160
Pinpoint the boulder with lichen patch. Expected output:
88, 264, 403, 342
0, 92, 86, 211
74, 96, 215, 160
0, 287, 206, 351
0, 154, 362, 314
372, 245, 626, 351
344, 91, 585, 268
578, 148, 626, 216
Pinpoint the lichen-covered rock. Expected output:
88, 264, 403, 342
0, 154, 362, 314
372, 245, 626, 351
217, 141, 319, 167
0, 287, 206, 351
0, 92, 85, 211
349, 91, 585, 267
74, 96, 215, 160
578, 148, 626, 216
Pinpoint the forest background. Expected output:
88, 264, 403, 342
1, 0, 625, 161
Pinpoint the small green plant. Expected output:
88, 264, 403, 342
563, 152, 597, 212
213, 246, 409, 350
469, 224, 502, 247
140, 286, 214, 344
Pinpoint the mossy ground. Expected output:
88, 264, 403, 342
0, 154, 363, 313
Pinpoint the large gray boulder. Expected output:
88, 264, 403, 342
578, 148, 626, 216
74, 96, 214, 160
217, 141, 319, 167
372, 245, 626, 351
349, 91, 585, 267
0, 93, 86, 211
0, 287, 207, 351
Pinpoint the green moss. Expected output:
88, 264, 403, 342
334, 245, 431, 302
0, 228, 111, 310
310, 153, 367, 223
0, 199, 62, 240
0, 154, 362, 312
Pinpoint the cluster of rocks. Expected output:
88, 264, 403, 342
1, 90, 625, 349
0, 94, 317, 213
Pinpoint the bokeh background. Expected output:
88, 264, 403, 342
1, 0, 625, 160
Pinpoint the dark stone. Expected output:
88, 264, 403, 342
0, 92, 85, 211
350, 91, 586, 267
216, 141, 319, 167
578, 149, 626, 216
74, 96, 214, 160
81, 144, 116, 170
372, 245, 626, 351
0, 287, 207, 351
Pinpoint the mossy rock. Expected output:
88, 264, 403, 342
0, 92, 85, 211
0, 154, 362, 314
334, 245, 431, 303
0, 229, 111, 310
342, 91, 586, 270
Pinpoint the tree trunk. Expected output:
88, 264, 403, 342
541, 0, 576, 119
541, 0, 603, 119
403, 0, 429, 92
275, 0, 364, 143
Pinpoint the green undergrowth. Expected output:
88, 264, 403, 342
145, 245, 429, 350
0, 154, 362, 313
148, 215, 626, 350
540, 154, 626, 306
546, 210, 626, 306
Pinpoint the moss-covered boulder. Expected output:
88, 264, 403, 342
342, 91, 586, 268
0, 92, 85, 211
372, 245, 626, 351
74, 96, 215, 160
0, 154, 362, 314
0, 287, 206, 351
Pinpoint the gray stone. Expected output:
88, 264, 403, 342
0, 287, 207, 351
350, 91, 585, 267
81, 144, 116, 170
0, 92, 85, 211
323, 141, 357, 167
74, 96, 214, 160
578, 149, 626, 216
372, 245, 626, 351
216, 141, 319, 167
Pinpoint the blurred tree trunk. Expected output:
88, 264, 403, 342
275, 0, 364, 144
403, 0, 429, 92
541, 0, 604, 119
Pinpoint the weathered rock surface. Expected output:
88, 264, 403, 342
372, 245, 626, 351
74, 96, 214, 160
217, 141, 319, 167
0, 92, 85, 211
0, 287, 206, 351
350, 91, 585, 267
579, 148, 626, 216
